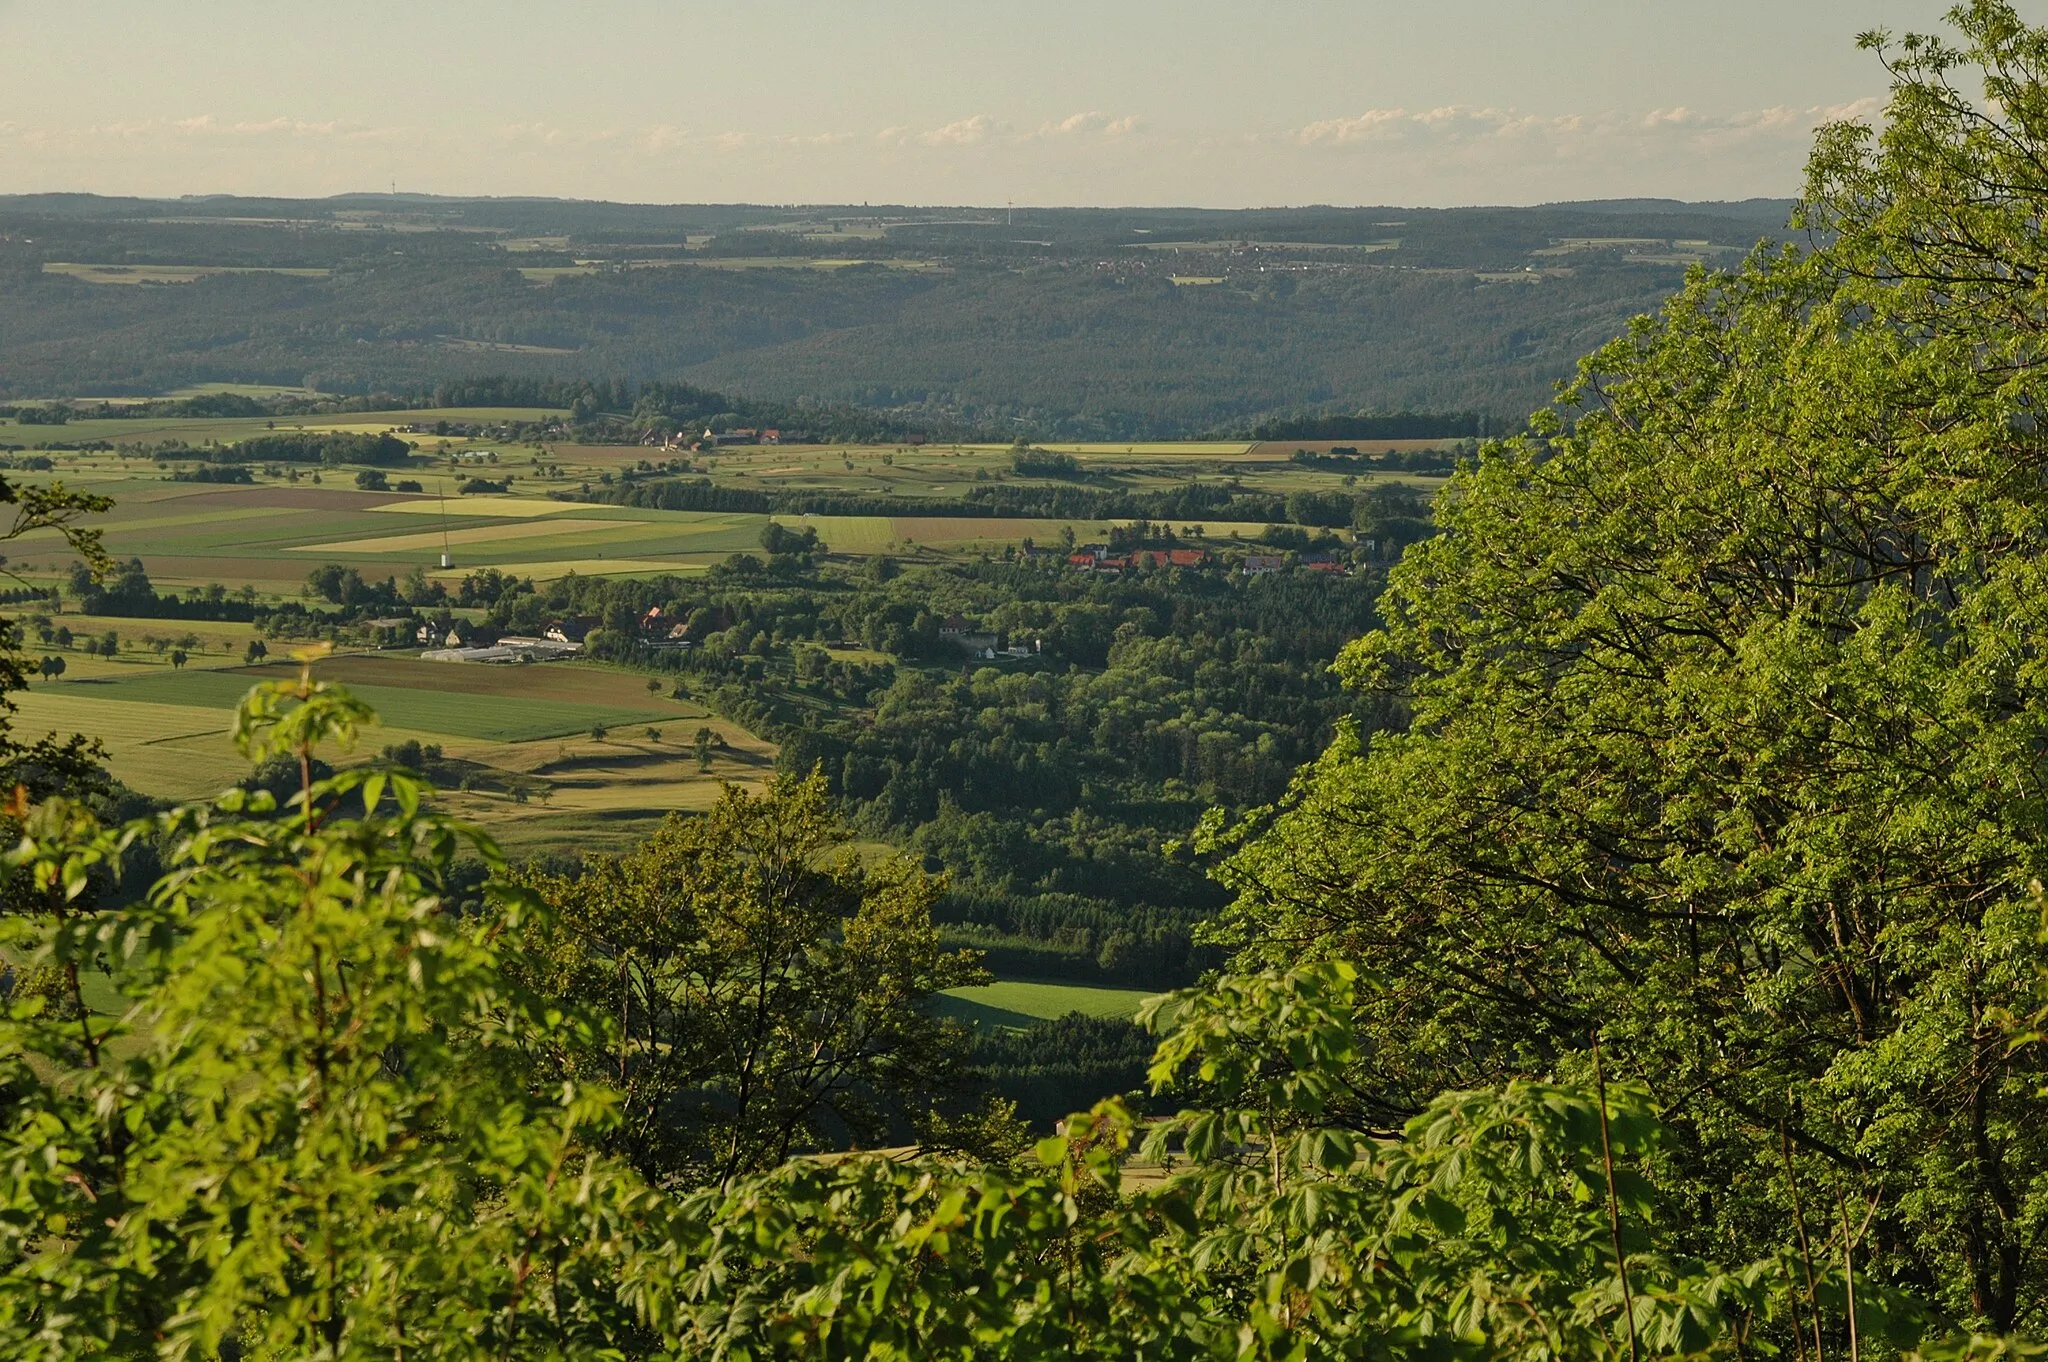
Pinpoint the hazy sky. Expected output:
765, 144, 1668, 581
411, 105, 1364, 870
0, 1, 1973, 207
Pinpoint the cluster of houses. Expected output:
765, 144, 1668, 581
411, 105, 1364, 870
1065, 546, 1209, 573
648, 427, 798, 450
419, 616, 594, 664
638, 606, 701, 650
940, 615, 1037, 661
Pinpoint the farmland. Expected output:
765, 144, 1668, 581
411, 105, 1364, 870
0, 399, 1413, 978
0, 404, 1449, 594
14, 653, 773, 853
71, 665, 678, 742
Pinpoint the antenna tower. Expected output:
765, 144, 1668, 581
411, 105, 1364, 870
438, 480, 453, 569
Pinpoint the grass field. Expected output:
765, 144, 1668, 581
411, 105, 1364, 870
51, 615, 262, 658
293, 516, 654, 555
65, 665, 684, 743
369, 495, 609, 518
10, 688, 255, 796
305, 654, 695, 706
932, 980, 1161, 1032
43, 263, 334, 285
11, 651, 773, 845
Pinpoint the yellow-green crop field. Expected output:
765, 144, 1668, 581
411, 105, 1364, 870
42, 263, 333, 285
13, 652, 773, 852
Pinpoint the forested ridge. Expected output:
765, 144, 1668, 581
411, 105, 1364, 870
0, 196, 1789, 436
0, 258, 1702, 436
14, 6, 2048, 1358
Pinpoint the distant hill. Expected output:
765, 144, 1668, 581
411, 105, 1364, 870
0, 194, 1796, 437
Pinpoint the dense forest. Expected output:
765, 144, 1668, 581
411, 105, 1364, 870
18, 7, 2048, 1358
429, 550, 1387, 990
0, 197, 1790, 435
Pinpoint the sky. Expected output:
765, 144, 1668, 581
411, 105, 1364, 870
0, 0, 1976, 208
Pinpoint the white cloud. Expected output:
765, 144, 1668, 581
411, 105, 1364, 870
1295, 108, 1415, 145
1039, 111, 1141, 138
1291, 98, 1883, 160
919, 115, 998, 147
0, 96, 1882, 205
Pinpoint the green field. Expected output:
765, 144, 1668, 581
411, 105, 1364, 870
43, 262, 334, 285
933, 980, 1161, 1032
13, 652, 776, 844
67, 666, 683, 743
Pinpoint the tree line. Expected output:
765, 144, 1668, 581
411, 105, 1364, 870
597, 471, 1439, 551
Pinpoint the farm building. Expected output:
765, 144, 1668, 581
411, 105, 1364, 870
545, 618, 599, 644
423, 636, 581, 664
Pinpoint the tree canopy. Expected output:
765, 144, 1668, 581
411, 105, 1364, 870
506, 774, 989, 1187
1208, 0, 2048, 1336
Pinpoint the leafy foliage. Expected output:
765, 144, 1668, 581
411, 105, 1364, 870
0, 666, 654, 1357
0, 676, 1993, 1358
506, 773, 989, 1187
1207, 1, 2048, 1336
207, 431, 411, 466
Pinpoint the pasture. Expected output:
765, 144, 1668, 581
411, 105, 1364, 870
69, 666, 681, 743
932, 980, 1162, 1032
12, 651, 772, 849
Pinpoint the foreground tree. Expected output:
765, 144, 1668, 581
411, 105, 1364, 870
0, 667, 653, 1356
0, 482, 107, 796
1207, 0, 2048, 1335
508, 772, 989, 1187
0, 674, 2005, 1357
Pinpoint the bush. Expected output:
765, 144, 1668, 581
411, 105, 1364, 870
169, 464, 254, 484
212, 431, 412, 466
1010, 448, 1081, 477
